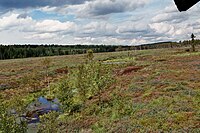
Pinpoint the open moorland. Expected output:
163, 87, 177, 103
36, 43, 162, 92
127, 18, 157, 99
0, 48, 200, 132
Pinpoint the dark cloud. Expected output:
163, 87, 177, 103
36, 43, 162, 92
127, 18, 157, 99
80, 0, 148, 16
17, 13, 28, 19
90, 4, 125, 15
0, 0, 91, 9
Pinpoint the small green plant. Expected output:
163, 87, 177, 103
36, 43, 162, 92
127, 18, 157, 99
91, 122, 106, 133
41, 58, 52, 98
38, 112, 61, 133
29, 70, 40, 92
93, 62, 113, 107
0, 101, 27, 133
53, 79, 74, 112
71, 61, 114, 109
86, 49, 94, 62
76, 64, 88, 103
20, 69, 40, 92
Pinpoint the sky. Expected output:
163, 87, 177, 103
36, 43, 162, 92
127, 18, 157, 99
0, 0, 200, 45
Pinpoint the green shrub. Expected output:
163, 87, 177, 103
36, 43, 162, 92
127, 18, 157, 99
52, 79, 74, 112
38, 112, 61, 133
0, 103, 27, 133
72, 62, 114, 105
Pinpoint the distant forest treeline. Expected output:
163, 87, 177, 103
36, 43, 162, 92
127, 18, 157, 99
0, 44, 120, 60
0, 40, 199, 60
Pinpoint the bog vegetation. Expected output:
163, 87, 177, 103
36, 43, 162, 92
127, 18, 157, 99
0, 46, 200, 132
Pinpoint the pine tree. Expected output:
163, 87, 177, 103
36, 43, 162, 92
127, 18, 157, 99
191, 33, 196, 52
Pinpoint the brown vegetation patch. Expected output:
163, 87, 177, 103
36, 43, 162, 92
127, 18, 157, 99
136, 109, 150, 117
115, 66, 143, 76
55, 67, 68, 74
66, 117, 97, 132
0, 75, 9, 80
143, 91, 165, 102
86, 85, 114, 106
135, 55, 153, 61
155, 59, 167, 62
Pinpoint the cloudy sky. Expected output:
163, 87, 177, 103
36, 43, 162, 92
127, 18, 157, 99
0, 0, 200, 45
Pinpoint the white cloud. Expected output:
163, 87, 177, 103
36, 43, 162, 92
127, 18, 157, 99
0, 13, 77, 41
131, 38, 147, 45
77, 21, 117, 37
152, 12, 188, 23
0, 13, 33, 31
35, 20, 75, 33
149, 22, 175, 35
25, 33, 58, 40
117, 22, 148, 34
1, 0, 200, 45
148, 3, 200, 42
